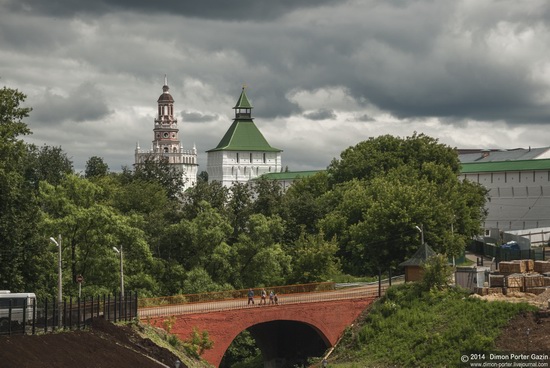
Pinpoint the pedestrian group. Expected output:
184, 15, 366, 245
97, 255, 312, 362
247, 288, 278, 305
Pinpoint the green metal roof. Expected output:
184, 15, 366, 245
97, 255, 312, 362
234, 88, 253, 109
207, 119, 281, 152
255, 170, 321, 181
460, 158, 550, 173
248, 158, 550, 179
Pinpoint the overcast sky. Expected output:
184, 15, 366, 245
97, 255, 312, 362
1, 0, 550, 174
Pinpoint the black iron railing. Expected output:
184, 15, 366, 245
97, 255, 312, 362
0, 292, 137, 336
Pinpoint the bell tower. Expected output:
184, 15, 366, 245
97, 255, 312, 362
135, 77, 198, 191
153, 76, 180, 154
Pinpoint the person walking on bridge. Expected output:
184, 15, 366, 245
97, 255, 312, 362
260, 289, 267, 305
269, 290, 274, 304
247, 288, 255, 305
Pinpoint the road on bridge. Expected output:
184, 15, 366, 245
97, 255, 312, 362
139, 277, 402, 319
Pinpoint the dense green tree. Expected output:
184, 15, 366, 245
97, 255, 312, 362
25, 144, 73, 187
181, 267, 228, 294
132, 156, 186, 199
160, 201, 232, 268
39, 174, 158, 296
221, 331, 262, 368
250, 177, 284, 217
230, 214, 291, 288
279, 172, 329, 244
197, 170, 209, 183
0, 86, 48, 292
0, 86, 31, 140
85, 156, 109, 178
287, 231, 341, 284
327, 133, 460, 186
227, 182, 253, 241
181, 179, 228, 220
318, 135, 486, 275
109, 178, 178, 258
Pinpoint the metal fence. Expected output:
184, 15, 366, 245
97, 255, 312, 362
0, 292, 137, 336
139, 282, 336, 309
139, 282, 387, 319
478, 244, 546, 264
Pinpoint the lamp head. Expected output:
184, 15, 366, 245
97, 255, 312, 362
113, 247, 120, 253
49, 237, 59, 246
415, 226, 422, 232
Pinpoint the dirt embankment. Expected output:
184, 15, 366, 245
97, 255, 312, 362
0, 318, 186, 368
476, 288, 550, 351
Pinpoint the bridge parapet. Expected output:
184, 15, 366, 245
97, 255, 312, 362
139, 282, 336, 309
139, 284, 384, 319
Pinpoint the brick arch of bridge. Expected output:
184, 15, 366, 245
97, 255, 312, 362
148, 297, 375, 367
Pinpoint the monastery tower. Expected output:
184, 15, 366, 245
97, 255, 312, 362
206, 87, 282, 187
135, 77, 198, 190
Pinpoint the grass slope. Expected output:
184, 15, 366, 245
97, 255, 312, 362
330, 283, 536, 368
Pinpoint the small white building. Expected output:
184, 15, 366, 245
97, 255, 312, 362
134, 78, 198, 190
206, 88, 282, 187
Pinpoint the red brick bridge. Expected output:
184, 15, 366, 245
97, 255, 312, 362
140, 284, 384, 367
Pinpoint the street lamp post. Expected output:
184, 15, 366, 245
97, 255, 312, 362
415, 224, 424, 245
49, 235, 62, 328
113, 245, 124, 299
415, 224, 427, 259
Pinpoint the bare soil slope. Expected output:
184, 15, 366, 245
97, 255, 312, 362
495, 310, 550, 352
0, 318, 185, 368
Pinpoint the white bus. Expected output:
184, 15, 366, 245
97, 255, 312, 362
0, 290, 37, 333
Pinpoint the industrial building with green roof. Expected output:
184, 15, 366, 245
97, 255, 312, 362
255, 150, 550, 240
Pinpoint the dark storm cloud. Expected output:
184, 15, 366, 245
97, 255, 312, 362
29, 83, 112, 124
3, 0, 550, 174
5, 0, 340, 20
355, 114, 376, 122
181, 111, 218, 123
303, 109, 337, 121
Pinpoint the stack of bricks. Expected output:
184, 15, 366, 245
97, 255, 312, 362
474, 259, 550, 296
523, 259, 535, 273
506, 273, 524, 292
535, 260, 550, 274
489, 274, 505, 287
499, 261, 525, 274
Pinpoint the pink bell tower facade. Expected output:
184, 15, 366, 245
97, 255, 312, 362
135, 77, 198, 190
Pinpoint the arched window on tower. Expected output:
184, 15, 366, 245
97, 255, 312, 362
164, 147, 168, 153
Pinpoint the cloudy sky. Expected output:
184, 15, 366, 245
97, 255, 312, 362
1, 0, 550, 173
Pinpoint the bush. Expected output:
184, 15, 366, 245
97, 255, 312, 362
420, 254, 453, 291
